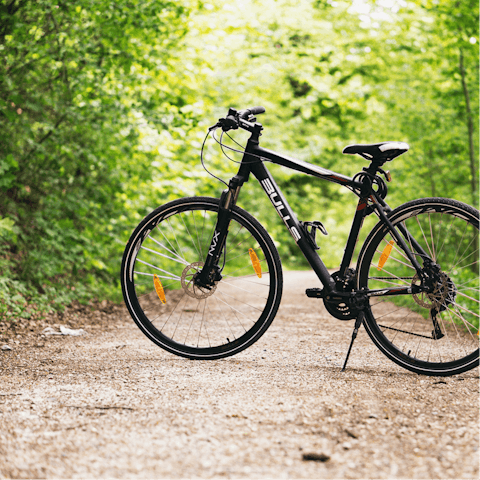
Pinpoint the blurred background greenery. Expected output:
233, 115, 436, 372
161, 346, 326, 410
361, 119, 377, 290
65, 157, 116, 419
0, 0, 478, 320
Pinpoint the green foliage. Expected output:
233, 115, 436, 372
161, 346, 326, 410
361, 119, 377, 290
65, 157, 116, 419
0, 0, 478, 320
0, 0, 197, 318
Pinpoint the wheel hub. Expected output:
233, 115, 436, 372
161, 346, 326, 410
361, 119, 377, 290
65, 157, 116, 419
412, 271, 457, 312
181, 262, 217, 299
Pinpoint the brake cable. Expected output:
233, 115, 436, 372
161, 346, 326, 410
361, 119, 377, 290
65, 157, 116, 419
200, 129, 229, 188
200, 125, 268, 187
212, 129, 264, 165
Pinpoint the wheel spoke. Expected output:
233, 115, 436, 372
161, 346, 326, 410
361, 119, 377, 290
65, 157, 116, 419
218, 280, 269, 300
445, 308, 470, 357
448, 306, 478, 343
212, 294, 240, 339
199, 300, 211, 348
369, 262, 411, 285
183, 299, 202, 345
435, 214, 456, 261
140, 245, 190, 266
375, 246, 415, 270
134, 260, 181, 280
428, 213, 436, 262
179, 211, 202, 261
450, 221, 470, 271
415, 215, 434, 260
214, 290, 248, 334
448, 235, 478, 273
456, 291, 480, 304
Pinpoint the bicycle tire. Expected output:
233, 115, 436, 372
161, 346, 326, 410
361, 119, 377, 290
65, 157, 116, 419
357, 197, 479, 376
121, 196, 283, 359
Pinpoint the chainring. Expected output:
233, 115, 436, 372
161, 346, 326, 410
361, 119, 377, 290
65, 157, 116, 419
323, 269, 360, 321
324, 297, 358, 320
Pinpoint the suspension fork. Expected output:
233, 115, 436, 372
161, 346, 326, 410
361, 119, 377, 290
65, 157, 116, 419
196, 136, 256, 287
196, 188, 237, 287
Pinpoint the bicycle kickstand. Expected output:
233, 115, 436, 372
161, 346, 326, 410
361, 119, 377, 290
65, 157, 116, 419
341, 310, 365, 372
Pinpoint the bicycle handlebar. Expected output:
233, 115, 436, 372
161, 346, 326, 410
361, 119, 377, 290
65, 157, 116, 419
210, 106, 266, 133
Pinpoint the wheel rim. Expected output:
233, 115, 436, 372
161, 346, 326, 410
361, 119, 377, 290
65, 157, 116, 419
125, 202, 278, 354
360, 202, 479, 369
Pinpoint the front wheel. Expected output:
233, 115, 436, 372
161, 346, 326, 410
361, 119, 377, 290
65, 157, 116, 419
121, 197, 283, 359
358, 198, 479, 376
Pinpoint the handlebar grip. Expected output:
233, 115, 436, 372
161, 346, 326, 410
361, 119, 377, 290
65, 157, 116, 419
249, 106, 266, 116
239, 106, 266, 119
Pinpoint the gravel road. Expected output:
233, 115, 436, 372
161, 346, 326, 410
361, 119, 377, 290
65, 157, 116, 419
0, 271, 478, 479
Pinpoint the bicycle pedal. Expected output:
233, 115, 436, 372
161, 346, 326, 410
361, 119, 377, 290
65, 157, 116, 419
306, 288, 325, 298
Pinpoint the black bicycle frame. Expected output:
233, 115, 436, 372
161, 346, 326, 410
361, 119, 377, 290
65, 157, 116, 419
198, 131, 430, 297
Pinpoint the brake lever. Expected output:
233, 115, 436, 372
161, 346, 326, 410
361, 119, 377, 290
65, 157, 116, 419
208, 112, 258, 133
208, 116, 238, 132
208, 122, 221, 132
220, 115, 239, 132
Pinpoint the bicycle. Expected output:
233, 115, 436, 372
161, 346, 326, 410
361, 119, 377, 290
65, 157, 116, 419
121, 106, 479, 376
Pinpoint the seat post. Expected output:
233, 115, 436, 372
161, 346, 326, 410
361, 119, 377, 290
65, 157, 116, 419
364, 160, 384, 176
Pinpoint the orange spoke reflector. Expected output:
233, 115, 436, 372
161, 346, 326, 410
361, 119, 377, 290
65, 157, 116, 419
377, 240, 395, 271
249, 248, 262, 278
153, 274, 167, 304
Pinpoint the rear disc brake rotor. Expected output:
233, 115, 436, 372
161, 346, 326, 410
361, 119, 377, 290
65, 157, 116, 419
412, 272, 456, 311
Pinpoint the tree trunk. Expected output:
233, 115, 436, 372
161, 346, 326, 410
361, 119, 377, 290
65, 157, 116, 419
459, 49, 478, 272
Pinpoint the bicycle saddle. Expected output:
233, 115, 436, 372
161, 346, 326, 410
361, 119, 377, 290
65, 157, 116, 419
342, 142, 409, 161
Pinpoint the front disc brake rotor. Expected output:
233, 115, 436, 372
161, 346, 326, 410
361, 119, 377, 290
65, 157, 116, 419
181, 262, 217, 299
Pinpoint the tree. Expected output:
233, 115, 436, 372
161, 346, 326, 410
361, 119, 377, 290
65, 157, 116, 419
0, 0, 195, 317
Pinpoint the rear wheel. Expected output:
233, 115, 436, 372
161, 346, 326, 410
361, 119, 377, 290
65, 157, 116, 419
121, 197, 283, 359
358, 198, 479, 376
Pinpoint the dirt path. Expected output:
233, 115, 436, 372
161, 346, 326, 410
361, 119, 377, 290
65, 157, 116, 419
0, 271, 478, 479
